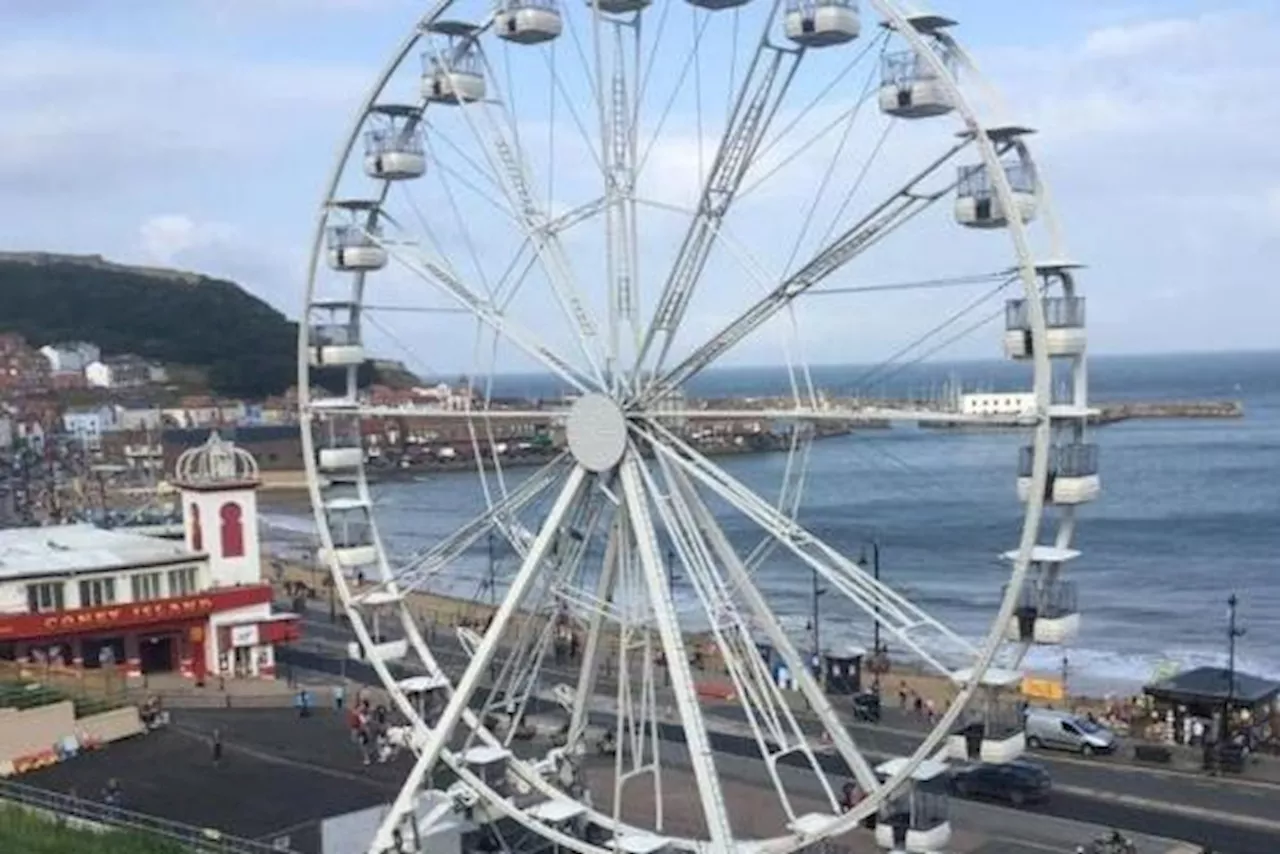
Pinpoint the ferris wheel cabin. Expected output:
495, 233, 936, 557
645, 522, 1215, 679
954, 127, 1038, 228
947, 667, 1027, 765
422, 27, 486, 105
307, 301, 364, 368
1004, 296, 1086, 359
784, 0, 861, 47
589, 0, 652, 15
687, 0, 751, 9
873, 758, 952, 853
1003, 546, 1082, 645
878, 49, 956, 119
346, 589, 410, 664
1017, 442, 1100, 505
313, 406, 364, 472
364, 106, 426, 180
322, 496, 378, 569
495, 1, 562, 44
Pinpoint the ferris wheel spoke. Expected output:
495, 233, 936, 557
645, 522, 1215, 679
629, 405, 1032, 429
634, 35, 805, 383
432, 45, 610, 384
643, 137, 975, 403
566, 512, 624, 749
744, 424, 813, 574
377, 452, 571, 596
659, 456, 882, 798
367, 234, 598, 393
617, 451, 734, 848
381, 465, 589, 846
639, 421, 976, 676
640, 455, 858, 818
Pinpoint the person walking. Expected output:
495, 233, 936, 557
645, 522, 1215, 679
334, 683, 346, 712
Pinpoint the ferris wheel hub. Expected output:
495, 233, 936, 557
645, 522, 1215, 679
565, 392, 628, 473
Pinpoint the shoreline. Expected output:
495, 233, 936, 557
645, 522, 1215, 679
265, 546, 1149, 739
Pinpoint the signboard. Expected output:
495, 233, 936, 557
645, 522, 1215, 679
0, 584, 274, 641
1021, 676, 1065, 702
229, 624, 260, 648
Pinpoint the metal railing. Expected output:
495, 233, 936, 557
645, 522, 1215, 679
1018, 443, 1099, 478
1005, 296, 1086, 330
309, 322, 359, 348
0, 779, 294, 853
957, 159, 1036, 198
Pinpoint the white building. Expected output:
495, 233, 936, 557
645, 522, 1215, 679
959, 392, 1037, 417
0, 433, 298, 681
62, 405, 118, 449
39, 341, 100, 374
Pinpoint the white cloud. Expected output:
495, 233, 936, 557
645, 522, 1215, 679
138, 215, 238, 266
2, 4, 1277, 371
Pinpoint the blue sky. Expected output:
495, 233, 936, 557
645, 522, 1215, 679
2, 0, 1277, 376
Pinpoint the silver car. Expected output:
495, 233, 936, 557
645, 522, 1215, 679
1024, 707, 1116, 756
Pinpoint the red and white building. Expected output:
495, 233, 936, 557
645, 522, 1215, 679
0, 433, 299, 682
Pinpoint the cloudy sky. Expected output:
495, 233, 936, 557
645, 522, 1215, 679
2, 0, 1276, 377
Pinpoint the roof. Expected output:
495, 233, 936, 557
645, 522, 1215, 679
1145, 666, 1280, 707
0, 524, 201, 581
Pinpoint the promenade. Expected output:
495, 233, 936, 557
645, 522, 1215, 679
76, 590, 1270, 854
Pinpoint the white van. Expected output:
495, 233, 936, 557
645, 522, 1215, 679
1024, 707, 1116, 756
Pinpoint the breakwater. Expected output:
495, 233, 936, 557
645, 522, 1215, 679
1092, 400, 1244, 425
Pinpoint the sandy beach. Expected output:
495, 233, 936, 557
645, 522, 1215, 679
266, 546, 1142, 739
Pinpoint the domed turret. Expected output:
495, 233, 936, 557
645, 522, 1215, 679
174, 432, 260, 488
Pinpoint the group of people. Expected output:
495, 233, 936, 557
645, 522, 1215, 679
896, 681, 939, 724
346, 690, 400, 765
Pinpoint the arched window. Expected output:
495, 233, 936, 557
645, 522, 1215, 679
219, 502, 245, 558
190, 503, 203, 552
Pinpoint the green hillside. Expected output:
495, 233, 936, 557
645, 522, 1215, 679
0, 253, 415, 398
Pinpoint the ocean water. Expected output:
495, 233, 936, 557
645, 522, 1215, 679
261, 350, 1280, 694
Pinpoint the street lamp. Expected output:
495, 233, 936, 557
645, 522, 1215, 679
859, 540, 884, 697
810, 569, 827, 678
1224, 593, 1246, 740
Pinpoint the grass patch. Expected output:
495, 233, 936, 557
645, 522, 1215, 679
0, 804, 189, 854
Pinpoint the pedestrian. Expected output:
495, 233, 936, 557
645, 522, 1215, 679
212, 729, 223, 766
334, 683, 346, 711
925, 697, 936, 725
912, 694, 923, 719
898, 682, 908, 710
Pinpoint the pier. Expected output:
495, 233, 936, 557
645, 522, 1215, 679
1092, 399, 1244, 425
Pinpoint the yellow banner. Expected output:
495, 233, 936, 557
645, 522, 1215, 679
1021, 676, 1065, 702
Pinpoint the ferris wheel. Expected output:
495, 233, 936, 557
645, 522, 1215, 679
298, 1, 1096, 852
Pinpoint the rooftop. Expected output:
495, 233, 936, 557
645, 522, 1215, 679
0, 524, 199, 582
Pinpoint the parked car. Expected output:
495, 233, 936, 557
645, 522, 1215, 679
1025, 707, 1117, 756
850, 692, 881, 722
950, 760, 1052, 806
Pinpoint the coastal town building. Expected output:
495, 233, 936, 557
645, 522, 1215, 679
62, 405, 119, 450
0, 333, 52, 396
959, 391, 1037, 417
0, 433, 298, 681
85, 354, 164, 389
38, 341, 100, 374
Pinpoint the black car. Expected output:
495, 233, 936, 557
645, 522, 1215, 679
950, 760, 1052, 806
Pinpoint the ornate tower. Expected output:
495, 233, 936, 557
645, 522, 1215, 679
172, 432, 262, 588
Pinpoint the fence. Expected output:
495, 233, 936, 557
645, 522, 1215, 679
0, 660, 128, 716
0, 778, 295, 853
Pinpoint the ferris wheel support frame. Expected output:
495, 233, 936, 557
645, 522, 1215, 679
295, 1, 1076, 850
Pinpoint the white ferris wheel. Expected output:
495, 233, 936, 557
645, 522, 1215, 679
298, 1, 1097, 852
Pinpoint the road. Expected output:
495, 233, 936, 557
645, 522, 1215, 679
282, 606, 1280, 853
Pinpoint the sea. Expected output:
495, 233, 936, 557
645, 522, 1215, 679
260, 350, 1280, 696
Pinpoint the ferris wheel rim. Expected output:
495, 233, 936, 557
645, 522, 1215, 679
294, 1, 1084, 850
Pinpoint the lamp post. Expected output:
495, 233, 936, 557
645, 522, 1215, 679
860, 540, 883, 696
810, 569, 826, 679
1224, 593, 1246, 740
